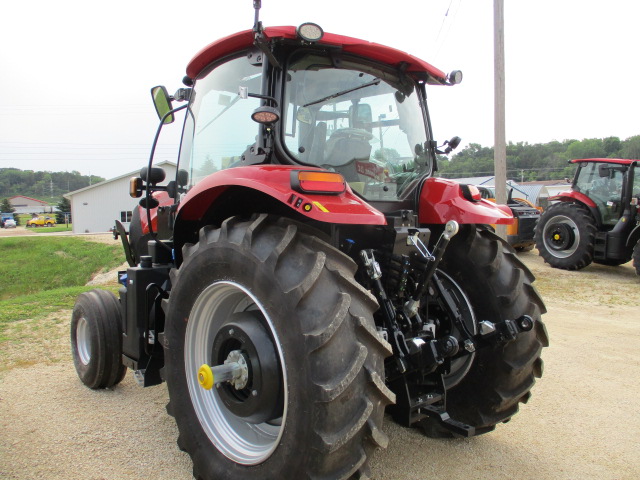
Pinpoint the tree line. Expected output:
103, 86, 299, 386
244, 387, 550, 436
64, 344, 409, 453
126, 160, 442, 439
0, 168, 105, 202
436, 135, 640, 182
2, 135, 639, 204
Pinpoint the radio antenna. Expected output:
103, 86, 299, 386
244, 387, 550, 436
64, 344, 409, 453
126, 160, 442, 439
253, 0, 262, 33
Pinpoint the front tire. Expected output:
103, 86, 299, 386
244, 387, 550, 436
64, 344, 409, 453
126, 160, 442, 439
70, 289, 126, 389
633, 240, 640, 276
534, 201, 597, 270
164, 215, 394, 480
419, 226, 548, 437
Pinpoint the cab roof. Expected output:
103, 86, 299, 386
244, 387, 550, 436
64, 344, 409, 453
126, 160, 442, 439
570, 158, 636, 166
186, 26, 448, 84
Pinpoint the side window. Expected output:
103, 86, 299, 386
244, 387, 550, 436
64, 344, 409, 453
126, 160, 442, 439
179, 56, 262, 189
634, 167, 640, 196
120, 211, 132, 222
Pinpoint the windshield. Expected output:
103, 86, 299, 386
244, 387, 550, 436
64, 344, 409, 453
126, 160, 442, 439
575, 161, 626, 225
178, 56, 262, 190
283, 52, 432, 200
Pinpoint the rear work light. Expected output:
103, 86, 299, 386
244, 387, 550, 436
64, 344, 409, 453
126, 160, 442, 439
291, 171, 346, 194
460, 184, 482, 202
297, 23, 324, 42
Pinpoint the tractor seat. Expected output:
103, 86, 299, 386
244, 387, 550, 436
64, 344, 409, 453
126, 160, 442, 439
324, 129, 372, 181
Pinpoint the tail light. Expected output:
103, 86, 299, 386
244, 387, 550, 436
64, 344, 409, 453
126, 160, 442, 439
291, 171, 346, 194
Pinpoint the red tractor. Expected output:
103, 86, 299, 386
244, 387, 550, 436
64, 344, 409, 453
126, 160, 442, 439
535, 158, 640, 275
71, 4, 547, 479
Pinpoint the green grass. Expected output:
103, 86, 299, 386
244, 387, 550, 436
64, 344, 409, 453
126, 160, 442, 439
0, 236, 123, 300
27, 224, 73, 233
0, 236, 124, 372
0, 286, 118, 341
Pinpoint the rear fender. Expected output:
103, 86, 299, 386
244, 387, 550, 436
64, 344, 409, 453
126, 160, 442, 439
418, 177, 514, 225
127, 191, 173, 264
176, 165, 386, 226
137, 191, 173, 235
550, 192, 601, 226
549, 190, 596, 208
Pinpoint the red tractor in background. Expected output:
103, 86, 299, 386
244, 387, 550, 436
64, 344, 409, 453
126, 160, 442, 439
535, 158, 640, 275
70, 4, 547, 479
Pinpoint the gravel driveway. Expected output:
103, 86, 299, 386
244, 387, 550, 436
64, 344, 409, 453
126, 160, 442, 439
1, 246, 638, 480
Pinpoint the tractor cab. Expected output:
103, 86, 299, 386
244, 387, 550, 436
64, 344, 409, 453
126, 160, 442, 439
147, 25, 464, 220
572, 159, 634, 226
178, 43, 440, 201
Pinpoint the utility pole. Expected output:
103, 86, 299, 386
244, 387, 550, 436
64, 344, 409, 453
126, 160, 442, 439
494, 0, 507, 239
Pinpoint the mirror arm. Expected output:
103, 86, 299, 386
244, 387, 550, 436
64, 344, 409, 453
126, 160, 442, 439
143, 103, 189, 242
173, 88, 192, 102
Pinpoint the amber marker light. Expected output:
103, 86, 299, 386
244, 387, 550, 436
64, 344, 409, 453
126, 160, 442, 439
292, 171, 346, 194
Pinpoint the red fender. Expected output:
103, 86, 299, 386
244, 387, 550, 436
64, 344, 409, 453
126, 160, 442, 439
549, 190, 596, 208
177, 165, 387, 225
138, 191, 173, 235
418, 177, 514, 225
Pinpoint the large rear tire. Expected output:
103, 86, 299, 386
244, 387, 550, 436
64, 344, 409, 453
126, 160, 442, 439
419, 226, 548, 437
163, 215, 394, 480
534, 201, 597, 270
70, 289, 126, 389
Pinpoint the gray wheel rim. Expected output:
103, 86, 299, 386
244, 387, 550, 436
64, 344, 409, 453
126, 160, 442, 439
542, 214, 580, 258
76, 316, 91, 365
184, 281, 287, 465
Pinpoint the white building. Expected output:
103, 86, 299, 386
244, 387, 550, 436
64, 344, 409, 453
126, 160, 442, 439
65, 161, 177, 234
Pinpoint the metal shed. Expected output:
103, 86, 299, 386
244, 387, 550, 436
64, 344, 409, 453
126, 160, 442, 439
65, 161, 176, 234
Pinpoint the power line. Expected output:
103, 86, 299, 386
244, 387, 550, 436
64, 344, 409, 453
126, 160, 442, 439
434, 0, 463, 60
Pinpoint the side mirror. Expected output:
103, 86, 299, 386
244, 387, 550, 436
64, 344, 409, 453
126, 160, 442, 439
436, 136, 462, 155
151, 86, 174, 124
448, 136, 462, 151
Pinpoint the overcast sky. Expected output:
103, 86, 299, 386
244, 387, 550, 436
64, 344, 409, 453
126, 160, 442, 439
1, 0, 638, 180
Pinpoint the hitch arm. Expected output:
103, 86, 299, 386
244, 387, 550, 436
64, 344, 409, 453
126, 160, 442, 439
404, 220, 459, 318
361, 249, 410, 371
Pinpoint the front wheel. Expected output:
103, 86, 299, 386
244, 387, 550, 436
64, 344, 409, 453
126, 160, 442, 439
70, 289, 126, 389
633, 240, 640, 276
164, 215, 394, 480
534, 201, 597, 270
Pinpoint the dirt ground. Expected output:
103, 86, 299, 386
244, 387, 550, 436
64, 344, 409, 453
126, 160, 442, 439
0, 229, 638, 480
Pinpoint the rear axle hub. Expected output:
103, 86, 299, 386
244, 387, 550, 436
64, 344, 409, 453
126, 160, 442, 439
211, 312, 283, 424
